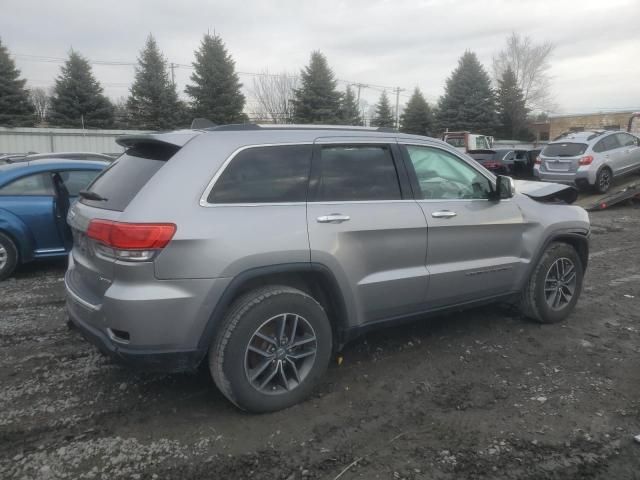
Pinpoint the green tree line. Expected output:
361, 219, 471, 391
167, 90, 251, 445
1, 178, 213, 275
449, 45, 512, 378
0, 34, 533, 140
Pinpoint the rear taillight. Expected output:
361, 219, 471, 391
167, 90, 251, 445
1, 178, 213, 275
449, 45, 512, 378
535, 156, 541, 165
579, 155, 593, 166
87, 220, 176, 261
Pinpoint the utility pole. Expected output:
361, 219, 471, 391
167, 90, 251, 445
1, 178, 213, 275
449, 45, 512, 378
350, 83, 368, 127
170, 63, 176, 87
394, 87, 405, 130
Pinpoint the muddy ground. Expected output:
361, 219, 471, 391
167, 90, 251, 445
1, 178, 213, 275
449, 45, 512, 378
1, 204, 639, 480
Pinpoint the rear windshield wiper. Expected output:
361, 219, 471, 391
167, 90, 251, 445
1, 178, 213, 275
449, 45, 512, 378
78, 190, 108, 201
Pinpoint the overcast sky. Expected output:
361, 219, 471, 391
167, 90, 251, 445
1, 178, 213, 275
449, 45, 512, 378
2, 0, 639, 116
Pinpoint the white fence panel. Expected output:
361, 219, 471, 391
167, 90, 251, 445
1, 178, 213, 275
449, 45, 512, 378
0, 127, 152, 155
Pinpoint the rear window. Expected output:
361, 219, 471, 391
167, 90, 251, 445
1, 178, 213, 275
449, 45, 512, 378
541, 142, 588, 157
80, 144, 177, 211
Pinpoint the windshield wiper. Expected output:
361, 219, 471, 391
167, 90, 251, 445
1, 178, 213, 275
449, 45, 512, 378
78, 190, 108, 201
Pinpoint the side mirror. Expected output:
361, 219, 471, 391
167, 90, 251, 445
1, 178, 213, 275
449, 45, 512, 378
494, 175, 514, 200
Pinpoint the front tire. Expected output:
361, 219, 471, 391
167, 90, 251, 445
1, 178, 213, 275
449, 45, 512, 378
209, 285, 332, 413
0, 232, 18, 281
521, 242, 584, 324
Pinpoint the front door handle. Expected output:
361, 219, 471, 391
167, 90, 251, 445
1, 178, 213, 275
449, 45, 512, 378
317, 214, 351, 224
432, 210, 457, 219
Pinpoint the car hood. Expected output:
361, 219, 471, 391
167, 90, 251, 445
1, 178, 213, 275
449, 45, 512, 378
514, 180, 578, 204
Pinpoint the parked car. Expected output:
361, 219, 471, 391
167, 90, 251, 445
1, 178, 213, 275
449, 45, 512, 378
534, 130, 640, 193
0, 158, 108, 279
468, 149, 516, 174
65, 125, 589, 413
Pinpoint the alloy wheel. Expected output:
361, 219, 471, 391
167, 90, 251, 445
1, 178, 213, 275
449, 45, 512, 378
244, 313, 317, 395
599, 170, 611, 192
544, 257, 577, 310
0, 244, 7, 271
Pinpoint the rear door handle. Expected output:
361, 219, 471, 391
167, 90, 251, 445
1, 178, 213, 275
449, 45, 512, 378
431, 210, 457, 219
317, 214, 350, 224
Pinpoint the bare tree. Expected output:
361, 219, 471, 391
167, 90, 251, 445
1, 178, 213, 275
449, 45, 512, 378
29, 87, 51, 124
493, 33, 555, 111
249, 70, 297, 123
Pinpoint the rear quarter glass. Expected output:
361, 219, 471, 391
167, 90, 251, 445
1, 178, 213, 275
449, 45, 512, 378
80, 144, 178, 212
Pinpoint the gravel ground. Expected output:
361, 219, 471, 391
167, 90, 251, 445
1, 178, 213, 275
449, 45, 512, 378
1, 203, 639, 480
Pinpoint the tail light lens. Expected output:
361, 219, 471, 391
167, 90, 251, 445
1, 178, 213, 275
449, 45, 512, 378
87, 220, 176, 261
535, 156, 541, 165
579, 155, 593, 166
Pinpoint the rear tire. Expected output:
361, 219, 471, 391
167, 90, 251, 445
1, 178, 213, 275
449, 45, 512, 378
209, 285, 332, 413
520, 242, 583, 324
0, 232, 18, 281
594, 167, 612, 194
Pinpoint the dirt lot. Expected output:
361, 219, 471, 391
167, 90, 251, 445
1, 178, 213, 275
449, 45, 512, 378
1, 204, 639, 480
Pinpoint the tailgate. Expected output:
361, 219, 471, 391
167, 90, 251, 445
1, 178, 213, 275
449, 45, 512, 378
66, 202, 121, 304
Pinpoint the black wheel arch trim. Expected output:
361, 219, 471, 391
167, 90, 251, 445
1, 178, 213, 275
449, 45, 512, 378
527, 231, 589, 281
196, 262, 351, 354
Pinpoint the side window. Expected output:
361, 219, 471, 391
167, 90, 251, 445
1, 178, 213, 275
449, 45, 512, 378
0, 173, 54, 196
404, 145, 492, 200
594, 135, 620, 153
616, 133, 637, 147
59, 170, 101, 196
315, 145, 401, 201
208, 145, 311, 204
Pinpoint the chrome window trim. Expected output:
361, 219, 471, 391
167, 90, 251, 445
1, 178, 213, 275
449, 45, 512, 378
200, 140, 398, 207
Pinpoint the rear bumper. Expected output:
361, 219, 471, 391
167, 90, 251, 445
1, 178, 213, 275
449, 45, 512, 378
65, 269, 212, 372
534, 166, 593, 187
67, 300, 203, 371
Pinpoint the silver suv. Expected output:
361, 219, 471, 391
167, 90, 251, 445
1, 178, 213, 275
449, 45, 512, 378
534, 130, 640, 193
65, 125, 590, 412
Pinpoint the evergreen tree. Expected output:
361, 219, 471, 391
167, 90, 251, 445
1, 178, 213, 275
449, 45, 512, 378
292, 51, 342, 124
338, 86, 361, 125
128, 35, 186, 130
185, 33, 246, 124
0, 38, 35, 126
436, 51, 498, 136
496, 67, 530, 140
400, 87, 433, 136
49, 50, 114, 128
371, 91, 395, 128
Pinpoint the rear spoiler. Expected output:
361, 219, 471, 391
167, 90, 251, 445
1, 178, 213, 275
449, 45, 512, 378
116, 131, 200, 149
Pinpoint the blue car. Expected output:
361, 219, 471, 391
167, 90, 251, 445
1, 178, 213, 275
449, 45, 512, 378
0, 158, 108, 279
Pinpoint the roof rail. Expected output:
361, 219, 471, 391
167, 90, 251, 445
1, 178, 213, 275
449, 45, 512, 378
203, 123, 398, 133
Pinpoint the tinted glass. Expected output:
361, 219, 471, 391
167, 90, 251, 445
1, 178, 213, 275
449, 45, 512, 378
616, 133, 637, 147
0, 172, 54, 196
542, 143, 588, 157
316, 146, 401, 201
60, 170, 101, 196
209, 145, 312, 204
593, 135, 620, 153
81, 153, 168, 211
405, 145, 492, 200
